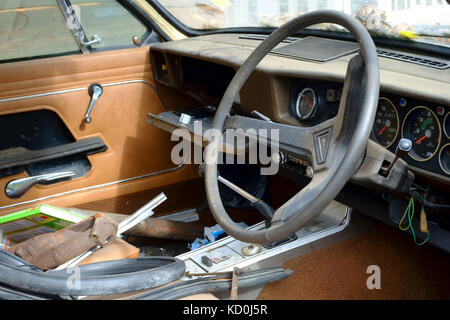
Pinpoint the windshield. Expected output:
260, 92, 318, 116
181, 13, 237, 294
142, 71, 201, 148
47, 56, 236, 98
155, 0, 450, 47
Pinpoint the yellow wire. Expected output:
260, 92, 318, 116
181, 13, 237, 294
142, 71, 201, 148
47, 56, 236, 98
399, 197, 413, 231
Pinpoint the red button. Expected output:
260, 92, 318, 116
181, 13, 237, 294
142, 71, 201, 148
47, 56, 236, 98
436, 106, 444, 116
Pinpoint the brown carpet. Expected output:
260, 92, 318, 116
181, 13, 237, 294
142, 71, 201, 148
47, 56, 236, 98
257, 221, 450, 300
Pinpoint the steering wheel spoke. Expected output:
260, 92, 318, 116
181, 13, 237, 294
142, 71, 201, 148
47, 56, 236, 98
225, 114, 341, 173
225, 115, 314, 164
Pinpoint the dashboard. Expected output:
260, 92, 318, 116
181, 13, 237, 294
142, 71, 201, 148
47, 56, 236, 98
147, 32, 450, 253
149, 32, 450, 185
288, 80, 450, 178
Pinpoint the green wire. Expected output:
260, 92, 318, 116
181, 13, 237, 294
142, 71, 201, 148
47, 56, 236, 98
399, 196, 430, 246
407, 200, 430, 246
412, 183, 430, 193
399, 197, 413, 231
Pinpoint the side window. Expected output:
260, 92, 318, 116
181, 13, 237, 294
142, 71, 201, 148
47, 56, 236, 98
0, 0, 151, 63
69, 0, 150, 50
0, 0, 80, 62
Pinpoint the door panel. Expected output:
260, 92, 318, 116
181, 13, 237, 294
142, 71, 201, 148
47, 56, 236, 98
0, 47, 199, 214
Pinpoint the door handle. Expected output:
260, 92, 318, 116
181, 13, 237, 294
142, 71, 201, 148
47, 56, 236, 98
6, 171, 75, 199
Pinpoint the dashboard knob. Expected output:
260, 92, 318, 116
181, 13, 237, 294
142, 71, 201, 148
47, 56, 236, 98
398, 138, 412, 154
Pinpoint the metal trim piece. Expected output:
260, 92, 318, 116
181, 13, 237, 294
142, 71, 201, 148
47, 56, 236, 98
156, 208, 199, 223
177, 204, 352, 274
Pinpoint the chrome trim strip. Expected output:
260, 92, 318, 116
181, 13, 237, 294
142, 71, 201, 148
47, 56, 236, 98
0, 87, 87, 104
0, 163, 184, 210
103, 79, 154, 87
0, 79, 154, 104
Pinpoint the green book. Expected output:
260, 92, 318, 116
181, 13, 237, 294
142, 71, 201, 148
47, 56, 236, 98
0, 205, 86, 248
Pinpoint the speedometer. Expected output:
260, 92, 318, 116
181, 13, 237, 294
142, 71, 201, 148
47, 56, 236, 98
372, 98, 399, 148
402, 106, 441, 162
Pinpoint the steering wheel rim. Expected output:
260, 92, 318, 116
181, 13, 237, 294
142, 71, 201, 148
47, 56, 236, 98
204, 10, 380, 244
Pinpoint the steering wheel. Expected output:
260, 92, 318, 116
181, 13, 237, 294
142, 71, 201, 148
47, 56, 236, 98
204, 10, 380, 244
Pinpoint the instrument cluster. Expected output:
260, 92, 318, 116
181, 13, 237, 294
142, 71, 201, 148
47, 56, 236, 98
290, 80, 450, 178
372, 95, 449, 178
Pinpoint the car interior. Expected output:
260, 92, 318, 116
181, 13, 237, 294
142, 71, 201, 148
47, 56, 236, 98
0, 0, 449, 301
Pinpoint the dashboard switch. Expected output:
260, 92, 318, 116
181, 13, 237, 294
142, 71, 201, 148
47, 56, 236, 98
381, 138, 412, 176
179, 113, 192, 125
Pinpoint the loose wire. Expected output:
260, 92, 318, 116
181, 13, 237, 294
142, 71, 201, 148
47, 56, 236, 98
398, 196, 430, 245
398, 197, 413, 231
408, 203, 430, 246
412, 183, 429, 193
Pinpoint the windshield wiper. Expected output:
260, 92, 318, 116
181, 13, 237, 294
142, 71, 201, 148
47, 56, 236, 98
56, 0, 102, 53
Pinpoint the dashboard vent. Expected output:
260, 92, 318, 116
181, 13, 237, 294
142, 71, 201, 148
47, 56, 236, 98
376, 49, 449, 70
239, 34, 299, 43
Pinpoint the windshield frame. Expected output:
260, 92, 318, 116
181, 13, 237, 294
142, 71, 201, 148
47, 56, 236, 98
144, 0, 450, 59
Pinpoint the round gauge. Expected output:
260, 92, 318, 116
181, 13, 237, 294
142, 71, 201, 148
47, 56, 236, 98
439, 144, 450, 175
402, 106, 441, 162
444, 112, 450, 139
295, 88, 317, 120
372, 98, 399, 148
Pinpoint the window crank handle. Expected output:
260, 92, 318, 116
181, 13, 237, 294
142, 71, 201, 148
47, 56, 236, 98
84, 83, 103, 123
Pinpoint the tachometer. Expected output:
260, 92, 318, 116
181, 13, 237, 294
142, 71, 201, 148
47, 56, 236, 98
372, 98, 399, 148
402, 106, 441, 162
439, 144, 450, 175
444, 112, 450, 139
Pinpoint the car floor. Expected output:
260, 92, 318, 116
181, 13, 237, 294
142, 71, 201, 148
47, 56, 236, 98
257, 216, 450, 300
73, 176, 450, 300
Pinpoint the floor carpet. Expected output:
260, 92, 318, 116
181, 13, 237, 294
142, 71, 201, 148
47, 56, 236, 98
257, 220, 450, 300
